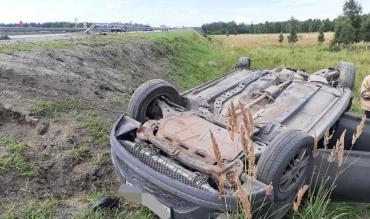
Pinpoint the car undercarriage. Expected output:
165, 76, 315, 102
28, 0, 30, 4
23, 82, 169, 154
110, 57, 369, 219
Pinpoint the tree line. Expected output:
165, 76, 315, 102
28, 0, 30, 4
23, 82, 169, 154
202, 19, 335, 35
202, 0, 370, 45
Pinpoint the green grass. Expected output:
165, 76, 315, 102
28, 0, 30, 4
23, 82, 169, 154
1, 198, 58, 219
76, 112, 110, 146
30, 99, 110, 146
73, 145, 89, 158
30, 99, 82, 117
0, 136, 34, 176
148, 30, 241, 89
91, 153, 111, 166
71, 185, 154, 219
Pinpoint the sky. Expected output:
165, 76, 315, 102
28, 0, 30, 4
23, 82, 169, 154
1, 0, 370, 27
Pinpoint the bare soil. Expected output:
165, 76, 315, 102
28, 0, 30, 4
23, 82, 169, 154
0, 40, 172, 217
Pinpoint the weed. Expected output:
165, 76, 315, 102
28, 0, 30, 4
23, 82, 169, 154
30, 99, 109, 146
30, 99, 82, 117
73, 145, 89, 158
77, 113, 110, 146
0, 136, 34, 176
91, 153, 111, 166
66, 130, 78, 144
1, 198, 58, 219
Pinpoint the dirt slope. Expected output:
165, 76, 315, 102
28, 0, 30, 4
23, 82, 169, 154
0, 40, 172, 217
0, 41, 171, 121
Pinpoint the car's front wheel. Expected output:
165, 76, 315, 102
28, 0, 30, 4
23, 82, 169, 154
127, 79, 181, 123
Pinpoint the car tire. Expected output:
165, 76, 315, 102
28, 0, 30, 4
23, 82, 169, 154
127, 79, 181, 123
257, 129, 313, 202
337, 62, 356, 90
236, 57, 251, 69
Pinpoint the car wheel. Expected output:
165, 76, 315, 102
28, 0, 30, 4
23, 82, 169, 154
337, 62, 356, 90
128, 79, 181, 123
256, 129, 313, 213
236, 57, 251, 69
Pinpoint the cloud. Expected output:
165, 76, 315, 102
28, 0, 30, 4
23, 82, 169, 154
189, 9, 199, 15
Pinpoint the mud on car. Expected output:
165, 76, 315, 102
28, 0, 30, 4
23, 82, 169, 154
110, 57, 370, 218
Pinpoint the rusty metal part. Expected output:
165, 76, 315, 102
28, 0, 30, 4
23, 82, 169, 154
234, 80, 292, 116
137, 112, 244, 178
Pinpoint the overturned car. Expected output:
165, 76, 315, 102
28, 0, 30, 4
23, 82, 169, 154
110, 57, 369, 218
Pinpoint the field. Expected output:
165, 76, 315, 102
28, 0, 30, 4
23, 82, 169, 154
0, 30, 370, 218
213, 32, 335, 46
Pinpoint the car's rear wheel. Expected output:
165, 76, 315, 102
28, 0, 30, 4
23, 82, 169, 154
257, 129, 313, 218
128, 79, 181, 123
337, 62, 356, 90
236, 57, 251, 69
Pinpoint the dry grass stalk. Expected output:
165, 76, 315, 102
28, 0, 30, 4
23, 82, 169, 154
293, 185, 309, 211
324, 129, 333, 149
266, 182, 273, 195
352, 116, 366, 145
242, 105, 256, 179
218, 173, 226, 197
210, 130, 225, 195
235, 174, 252, 219
210, 130, 224, 170
240, 124, 256, 179
240, 103, 254, 135
336, 130, 346, 167
328, 130, 346, 166
328, 146, 337, 162
227, 102, 238, 141
313, 131, 318, 157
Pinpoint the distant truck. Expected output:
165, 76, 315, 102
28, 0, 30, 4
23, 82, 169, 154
85, 23, 154, 33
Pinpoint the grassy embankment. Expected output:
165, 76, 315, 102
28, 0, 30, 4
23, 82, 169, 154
1, 30, 370, 218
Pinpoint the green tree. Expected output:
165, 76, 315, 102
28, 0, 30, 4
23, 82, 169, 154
334, 17, 356, 44
360, 15, 370, 41
318, 25, 325, 43
287, 17, 299, 44
343, 0, 363, 41
278, 33, 284, 43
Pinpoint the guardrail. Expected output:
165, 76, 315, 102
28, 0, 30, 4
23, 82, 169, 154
0, 27, 86, 33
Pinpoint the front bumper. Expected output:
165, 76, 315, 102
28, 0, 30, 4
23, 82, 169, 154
110, 115, 273, 219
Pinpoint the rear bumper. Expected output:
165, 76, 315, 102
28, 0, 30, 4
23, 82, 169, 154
110, 115, 272, 218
